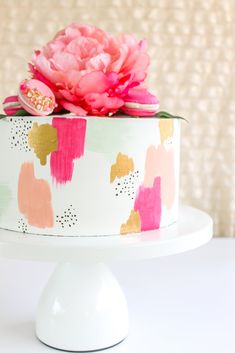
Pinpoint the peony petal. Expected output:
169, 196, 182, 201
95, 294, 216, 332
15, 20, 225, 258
28, 63, 61, 95
66, 37, 99, 59
59, 89, 78, 103
85, 93, 123, 110
132, 71, 147, 83
120, 33, 138, 48
86, 53, 111, 71
139, 39, 148, 52
132, 52, 150, 72
109, 44, 129, 73
66, 38, 82, 56
64, 26, 82, 40
85, 93, 105, 109
78, 71, 111, 95
66, 70, 82, 86
51, 52, 79, 72
78, 25, 109, 45
104, 95, 124, 109
77, 24, 95, 37
60, 100, 87, 116
106, 72, 119, 86
32, 53, 65, 85
121, 50, 140, 73
43, 39, 67, 58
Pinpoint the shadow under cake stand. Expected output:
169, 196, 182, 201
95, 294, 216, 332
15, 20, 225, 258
0, 205, 213, 352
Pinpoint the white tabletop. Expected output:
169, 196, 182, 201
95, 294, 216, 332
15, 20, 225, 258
0, 238, 234, 353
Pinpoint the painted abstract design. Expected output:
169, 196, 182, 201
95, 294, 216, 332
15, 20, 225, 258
159, 119, 174, 144
134, 176, 162, 231
50, 118, 87, 184
9, 117, 33, 152
110, 153, 134, 182
120, 210, 141, 235
0, 116, 179, 237
113, 171, 139, 200
18, 162, 54, 228
18, 218, 28, 233
144, 145, 175, 209
28, 122, 58, 165
56, 205, 79, 229
120, 122, 176, 235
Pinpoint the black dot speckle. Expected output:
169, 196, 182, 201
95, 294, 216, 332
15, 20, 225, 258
113, 171, 140, 200
56, 205, 79, 229
18, 218, 28, 233
9, 118, 33, 152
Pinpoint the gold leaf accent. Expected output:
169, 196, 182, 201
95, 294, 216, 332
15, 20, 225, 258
28, 123, 58, 166
110, 153, 134, 183
120, 210, 141, 235
159, 119, 174, 144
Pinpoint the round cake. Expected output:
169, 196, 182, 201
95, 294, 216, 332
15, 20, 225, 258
0, 115, 180, 236
0, 23, 183, 236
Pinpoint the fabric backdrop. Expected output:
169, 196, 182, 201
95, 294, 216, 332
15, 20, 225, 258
0, 0, 234, 236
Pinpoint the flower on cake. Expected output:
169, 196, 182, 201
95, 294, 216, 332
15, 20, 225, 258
29, 23, 150, 116
2, 23, 174, 118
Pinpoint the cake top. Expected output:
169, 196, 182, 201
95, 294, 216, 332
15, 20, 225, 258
1, 23, 182, 121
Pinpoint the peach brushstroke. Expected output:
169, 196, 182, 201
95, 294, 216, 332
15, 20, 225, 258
18, 162, 53, 228
50, 118, 87, 184
110, 153, 134, 183
134, 176, 161, 231
144, 145, 175, 209
120, 210, 141, 235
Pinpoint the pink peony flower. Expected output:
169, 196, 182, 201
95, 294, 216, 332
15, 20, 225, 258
29, 23, 150, 116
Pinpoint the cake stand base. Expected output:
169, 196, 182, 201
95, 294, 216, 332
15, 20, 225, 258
0, 206, 213, 352
36, 262, 128, 352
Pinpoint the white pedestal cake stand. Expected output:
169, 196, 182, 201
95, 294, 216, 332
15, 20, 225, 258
0, 206, 212, 352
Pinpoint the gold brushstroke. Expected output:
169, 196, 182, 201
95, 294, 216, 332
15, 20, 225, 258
28, 123, 58, 166
121, 210, 141, 235
110, 153, 134, 183
159, 119, 174, 144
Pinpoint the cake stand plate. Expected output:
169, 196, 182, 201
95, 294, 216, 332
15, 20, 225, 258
0, 206, 213, 352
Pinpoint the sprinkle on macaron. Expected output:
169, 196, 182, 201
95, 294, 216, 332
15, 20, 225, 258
18, 79, 56, 116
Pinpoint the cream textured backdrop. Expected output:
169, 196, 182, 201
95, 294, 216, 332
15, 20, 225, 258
0, 0, 234, 236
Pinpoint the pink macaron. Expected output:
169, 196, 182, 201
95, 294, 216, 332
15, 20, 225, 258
2, 95, 22, 115
18, 79, 56, 116
121, 88, 159, 117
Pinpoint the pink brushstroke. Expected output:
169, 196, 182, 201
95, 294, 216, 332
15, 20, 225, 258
50, 117, 87, 184
134, 176, 161, 231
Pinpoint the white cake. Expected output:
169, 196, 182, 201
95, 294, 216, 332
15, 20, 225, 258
0, 115, 180, 236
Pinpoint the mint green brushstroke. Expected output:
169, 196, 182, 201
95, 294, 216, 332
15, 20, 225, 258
85, 119, 133, 160
0, 184, 12, 218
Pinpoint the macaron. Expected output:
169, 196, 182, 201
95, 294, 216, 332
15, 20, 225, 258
18, 79, 56, 116
2, 95, 22, 115
121, 88, 159, 117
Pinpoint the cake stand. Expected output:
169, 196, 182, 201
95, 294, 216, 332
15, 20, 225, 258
0, 206, 213, 352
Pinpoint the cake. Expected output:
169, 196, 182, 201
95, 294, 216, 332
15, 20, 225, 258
0, 24, 182, 237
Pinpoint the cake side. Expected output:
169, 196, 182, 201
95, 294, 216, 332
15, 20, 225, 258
0, 116, 180, 236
